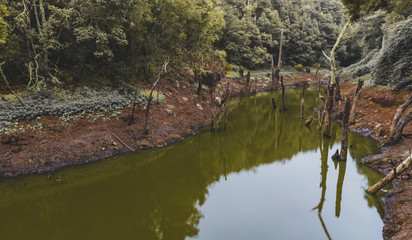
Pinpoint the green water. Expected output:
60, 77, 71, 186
0, 88, 387, 240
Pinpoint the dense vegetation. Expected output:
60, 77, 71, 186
0, 0, 411, 88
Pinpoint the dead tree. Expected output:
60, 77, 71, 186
334, 76, 341, 105
349, 79, 364, 125
340, 98, 351, 160
315, 64, 320, 76
144, 60, 169, 135
245, 71, 251, 93
274, 28, 284, 89
390, 95, 412, 143
280, 75, 287, 111
366, 153, 412, 194
128, 90, 139, 125
197, 71, 203, 95
300, 81, 307, 119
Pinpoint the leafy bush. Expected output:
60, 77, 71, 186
225, 64, 233, 71
295, 64, 303, 71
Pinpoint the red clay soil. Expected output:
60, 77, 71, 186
0, 73, 411, 239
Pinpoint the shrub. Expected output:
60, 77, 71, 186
295, 64, 303, 71
225, 64, 233, 71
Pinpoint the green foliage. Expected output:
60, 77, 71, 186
1, 0, 225, 87
225, 64, 233, 71
0, 2, 7, 45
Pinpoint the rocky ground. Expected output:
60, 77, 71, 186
0, 72, 411, 239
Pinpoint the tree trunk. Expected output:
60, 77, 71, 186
340, 98, 351, 160
144, 60, 168, 134
366, 153, 412, 194
349, 79, 364, 125
390, 109, 412, 143
197, 72, 203, 95
328, 21, 350, 85
275, 28, 283, 89
128, 91, 138, 125
390, 94, 412, 134
246, 71, 250, 93
334, 76, 341, 105
280, 75, 287, 111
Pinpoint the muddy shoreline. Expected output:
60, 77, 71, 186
1, 74, 411, 239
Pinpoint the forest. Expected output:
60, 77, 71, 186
0, 0, 410, 89
1, 1, 412, 240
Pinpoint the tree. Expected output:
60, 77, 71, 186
0, 1, 7, 45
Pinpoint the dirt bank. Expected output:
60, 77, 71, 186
0, 73, 411, 239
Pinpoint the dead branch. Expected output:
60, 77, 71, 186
390, 94, 412, 134
111, 132, 135, 152
366, 153, 412, 194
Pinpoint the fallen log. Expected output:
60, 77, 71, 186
392, 78, 412, 92
390, 108, 412, 144
390, 94, 412, 134
365, 153, 412, 194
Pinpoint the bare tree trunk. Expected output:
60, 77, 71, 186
300, 83, 306, 119
390, 109, 412, 143
334, 76, 341, 105
366, 153, 412, 194
390, 95, 412, 134
275, 29, 283, 89
324, 21, 350, 85
246, 71, 250, 93
197, 71, 203, 95
128, 91, 138, 125
340, 98, 351, 160
144, 60, 168, 134
349, 79, 364, 125
280, 75, 287, 111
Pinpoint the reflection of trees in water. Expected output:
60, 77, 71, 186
0, 89, 386, 240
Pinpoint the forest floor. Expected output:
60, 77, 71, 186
0, 72, 411, 239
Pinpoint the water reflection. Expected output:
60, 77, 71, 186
0, 88, 388, 240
